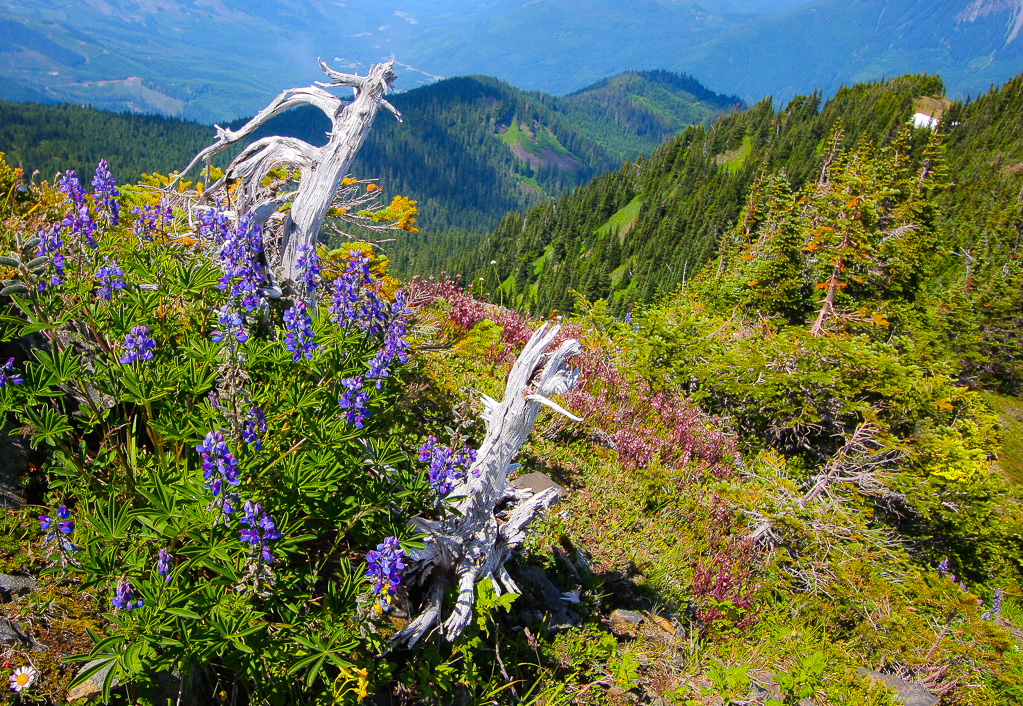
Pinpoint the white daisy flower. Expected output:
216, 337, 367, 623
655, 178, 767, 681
9, 665, 36, 692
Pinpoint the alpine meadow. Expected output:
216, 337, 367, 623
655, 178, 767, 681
0, 3, 1022, 706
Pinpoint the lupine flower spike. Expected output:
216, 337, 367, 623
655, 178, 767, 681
196, 431, 241, 515
419, 436, 478, 497
111, 577, 143, 611
92, 159, 120, 225
365, 537, 405, 616
296, 243, 321, 293
120, 325, 156, 364
157, 548, 172, 583
338, 377, 369, 429
34, 225, 65, 290
283, 300, 316, 361
94, 259, 125, 300
243, 406, 267, 450
239, 501, 282, 565
0, 358, 24, 387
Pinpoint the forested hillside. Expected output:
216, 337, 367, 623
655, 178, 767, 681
405, 73, 1015, 316
0, 70, 738, 232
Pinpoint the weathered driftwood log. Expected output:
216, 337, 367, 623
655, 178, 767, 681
394, 324, 582, 646
171, 60, 400, 282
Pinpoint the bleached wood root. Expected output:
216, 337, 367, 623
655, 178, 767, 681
393, 324, 581, 646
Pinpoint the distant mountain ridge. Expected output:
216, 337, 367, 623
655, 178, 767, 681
0, 1, 1018, 121
0, 68, 738, 232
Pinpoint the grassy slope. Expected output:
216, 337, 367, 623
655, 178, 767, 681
982, 393, 1023, 484
416, 301, 1021, 705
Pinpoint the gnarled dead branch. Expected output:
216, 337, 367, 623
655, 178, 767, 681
394, 324, 582, 646
172, 60, 401, 282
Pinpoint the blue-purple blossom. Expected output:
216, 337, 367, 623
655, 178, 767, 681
366, 537, 405, 614
242, 406, 267, 450
38, 505, 73, 535
119, 325, 156, 364
34, 225, 65, 290
195, 431, 240, 505
936, 558, 949, 577
983, 588, 1003, 620
111, 578, 143, 612
0, 358, 24, 388
329, 251, 386, 329
365, 291, 411, 389
283, 300, 316, 361
212, 305, 248, 346
91, 159, 120, 225
57, 170, 98, 249
197, 205, 232, 247
418, 436, 478, 497
157, 548, 172, 583
296, 243, 321, 293
94, 259, 125, 300
131, 199, 173, 241
239, 501, 281, 564
338, 376, 369, 429
218, 213, 266, 312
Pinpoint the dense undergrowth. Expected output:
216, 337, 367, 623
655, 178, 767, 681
0, 83, 1021, 706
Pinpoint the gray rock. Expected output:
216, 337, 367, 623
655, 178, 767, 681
856, 669, 939, 706
0, 423, 28, 509
609, 608, 645, 635
511, 472, 567, 498
67, 659, 120, 702
514, 564, 580, 632
0, 573, 37, 598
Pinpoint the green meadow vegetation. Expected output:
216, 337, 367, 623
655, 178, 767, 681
0, 69, 1021, 706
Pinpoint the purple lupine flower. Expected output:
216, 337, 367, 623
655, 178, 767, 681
38, 505, 73, 536
211, 304, 248, 346
283, 300, 316, 361
983, 588, 1003, 620
936, 558, 949, 577
338, 376, 369, 429
329, 250, 380, 328
57, 170, 98, 249
57, 170, 86, 212
196, 205, 232, 247
624, 312, 632, 325
111, 577, 143, 611
130, 198, 173, 241
91, 159, 120, 225
34, 225, 65, 290
239, 501, 281, 564
296, 243, 321, 293
195, 431, 241, 502
94, 259, 125, 300
119, 325, 156, 364
242, 406, 267, 450
365, 350, 391, 390
218, 213, 266, 312
360, 290, 388, 335
418, 436, 478, 497
0, 358, 24, 387
365, 291, 411, 389
157, 548, 172, 583
365, 536, 405, 614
